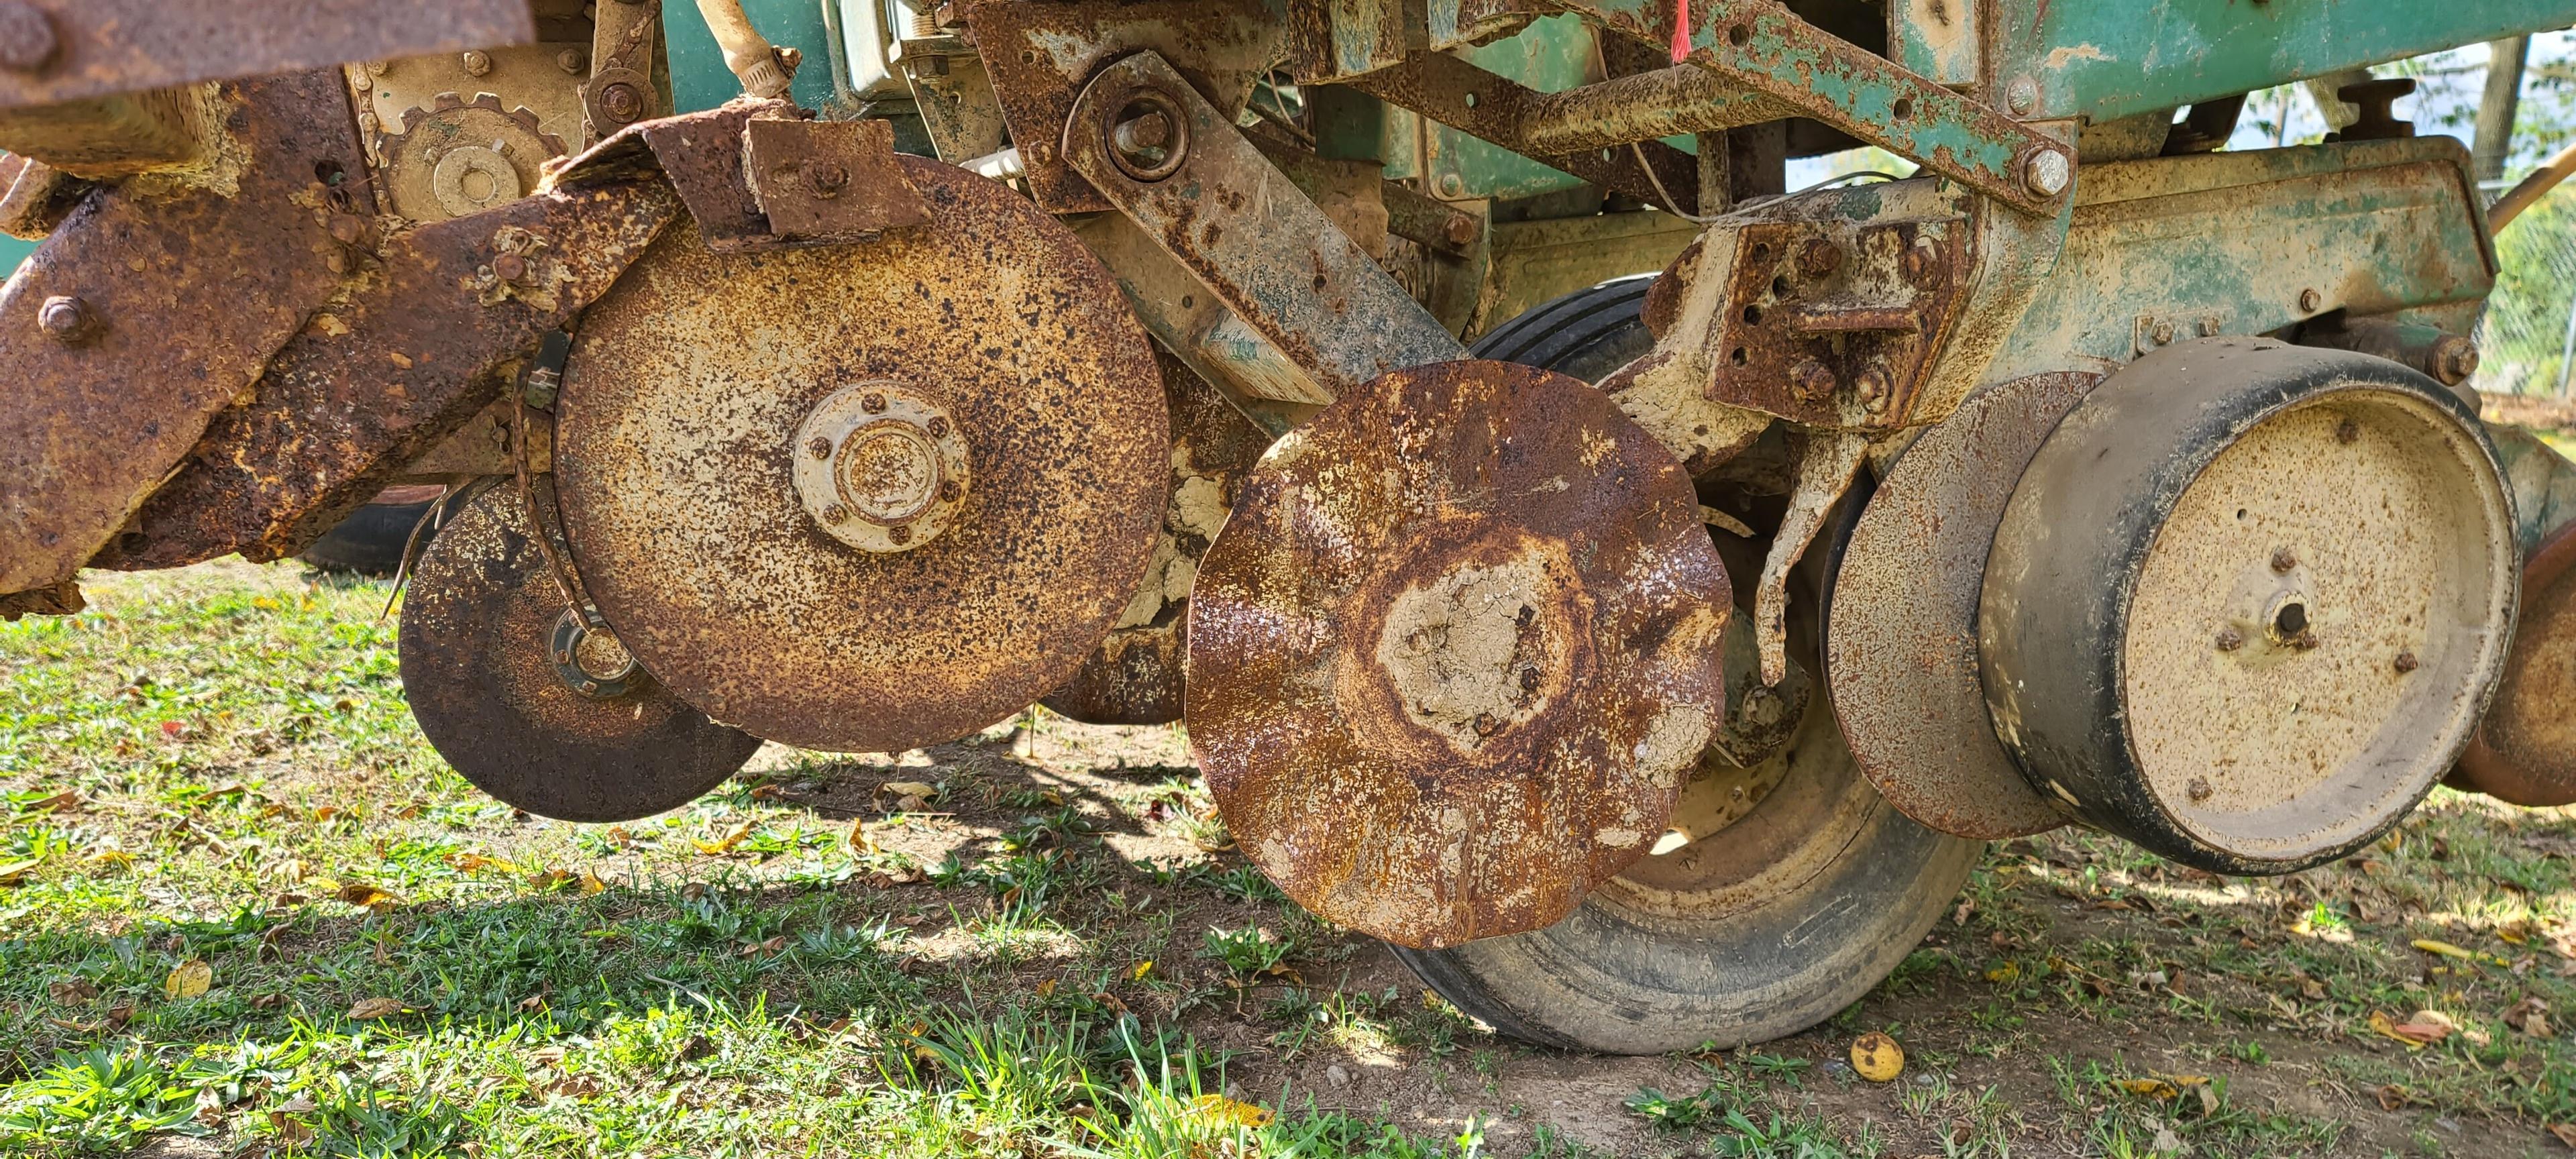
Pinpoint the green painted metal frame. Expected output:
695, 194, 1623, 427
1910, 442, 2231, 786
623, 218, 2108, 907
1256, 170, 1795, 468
661, 0, 840, 114
1904, 0, 2576, 125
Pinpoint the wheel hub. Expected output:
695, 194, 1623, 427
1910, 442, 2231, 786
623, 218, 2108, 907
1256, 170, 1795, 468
792, 382, 972, 553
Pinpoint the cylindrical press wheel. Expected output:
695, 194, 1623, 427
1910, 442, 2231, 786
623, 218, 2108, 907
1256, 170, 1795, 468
1982, 339, 2517, 873
555, 156, 1167, 753
398, 485, 761, 822
2453, 523, 2576, 806
1391, 279, 1980, 1054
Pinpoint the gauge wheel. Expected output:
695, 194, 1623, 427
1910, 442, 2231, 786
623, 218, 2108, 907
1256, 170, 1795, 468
1392, 276, 1983, 1054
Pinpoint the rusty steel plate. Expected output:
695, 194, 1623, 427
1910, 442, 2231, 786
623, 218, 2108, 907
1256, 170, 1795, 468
93, 172, 682, 571
0, 1, 534, 110
556, 155, 1167, 753
1044, 351, 1272, 726
2455, 525, 2576, 806
1187, 360, 1733, 949
0, 70, 366, 599
1826, 372, 2092, 840
741, 117, 929, 242
400, 485, 761, 823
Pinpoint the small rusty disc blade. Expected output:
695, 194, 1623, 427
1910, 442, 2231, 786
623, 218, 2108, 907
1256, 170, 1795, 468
557, 156, 1166, 751
1827, 372, 2092, 840
398, 486, 761, 822
2455, 525, 2576, 806
1187, 360, 1733, 949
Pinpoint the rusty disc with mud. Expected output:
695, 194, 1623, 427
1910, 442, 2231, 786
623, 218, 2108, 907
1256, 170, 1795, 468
2455, 525, 2576, 806
1827, 372, 2092, 840
1186, 360, 1733, 949
555, 156, 1167, 753
398, 485, 761, 822
1980, 340, 2516, 874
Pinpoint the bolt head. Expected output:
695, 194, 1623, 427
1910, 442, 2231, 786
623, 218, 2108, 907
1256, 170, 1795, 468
1796, 238, 1844, 278
2334, 417, 2361, 445
491, 253, 530, 284
820, 502, 851, 523
557, 48, 588, 74
2431, 336, 2479, 384
1443, 214, 1479, 247
36, 295, 91, 343
1116, 109, 1173, 151
808, 436, 834, 459
1436, 172, 1467, 199
2299, 288, 2322, 313
2151, 319, 2176, 345
938, 480, 963, 502
2270, 547, 2298, 573
2021, 148, 2072, 197
1789, 360, 1836, 402
861, 392, 888, 414
1853, 367, 1893, 413
2006, 78, 2039, 115
924, 415, 950, 438
599, 82, 646, 124
0, 3, 58, 72
461, 50, 493, 77
2393, 651, 2420, 673
801, 159, 851, 199
888, 525, 912, 545
2214, 627, 2245, 651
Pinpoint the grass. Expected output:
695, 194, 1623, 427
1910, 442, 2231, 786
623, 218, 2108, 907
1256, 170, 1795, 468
2, 559, 2574, 1157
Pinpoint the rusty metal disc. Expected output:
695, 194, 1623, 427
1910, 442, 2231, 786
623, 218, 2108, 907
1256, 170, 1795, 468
2455, 525, 2576, 806
1186, 360, 1733, 949
1826, 372, 2093, 840
555, 156, 1167, 752
398, 484, 761, 822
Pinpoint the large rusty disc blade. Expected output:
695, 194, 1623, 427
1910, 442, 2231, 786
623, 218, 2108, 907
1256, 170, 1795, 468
399, 485, 761, 822
2455, 525, 2576, 806
1187, 360, 1733, 949
556, 156, 1167, 752
1827, 372, 2090, 840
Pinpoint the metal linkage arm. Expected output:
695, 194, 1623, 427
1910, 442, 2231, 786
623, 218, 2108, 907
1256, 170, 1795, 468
1342, 51, 1704, 217
1554, 0, 2072, 213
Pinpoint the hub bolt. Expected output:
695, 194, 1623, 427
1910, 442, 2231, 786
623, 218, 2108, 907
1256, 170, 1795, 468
462, 50, 493, 77
2215, 627, 2244, 651
2394, 651, 2419, 673
820, 502, 850, 523
2270, 547, 2298, 573
925, 415, 950, 437
808, 436, 834, 459
36, 295, 93, 343
861, 392, 888, 413
599, 82, 646, 125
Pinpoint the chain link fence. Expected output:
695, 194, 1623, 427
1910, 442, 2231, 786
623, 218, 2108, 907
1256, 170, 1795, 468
2476, 183, 2576, 400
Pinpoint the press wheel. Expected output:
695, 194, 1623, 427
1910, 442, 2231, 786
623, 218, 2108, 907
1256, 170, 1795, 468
397, 484, 761, 822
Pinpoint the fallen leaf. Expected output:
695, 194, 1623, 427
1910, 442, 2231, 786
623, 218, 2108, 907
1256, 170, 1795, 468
48, 979, 98, 1003
1188, 1094, 1274, 1129
2507, 997, 2554, 1039
2375, 1084, 2410, 1111
335, 882, 394, 908
2549, 1123, 2576, 1149
1034, 979, 1058, 997
83, 850, 134, 872
1851, 1032, 1904, 1083
1091, 991, 1130, 1014
346, 997, 404, 1020
1985, 961, 2021, 985
529, 869, 578, 891
0, 857, 41, 886
578, 871, 606, 895
881, 781, 939, 801
693, 822, 754, 857
849, 820, 880, 855
450, 853, 519, 875
24, 790, 81, 814
163, 959, 212, 1000
2414, 938, 2475, 961
2371, 1008, 2455, 1047
2120, 1078, 2180, 1100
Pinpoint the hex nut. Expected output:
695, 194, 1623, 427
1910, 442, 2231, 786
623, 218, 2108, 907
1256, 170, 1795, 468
1796, 238, 1843, 278
36, 295, 92, 343
2299, 288, 2322, 313
2270, 547, 2298, 573
598, 81, 647, 125
1790, 360, 1836, 402
461, 50, 494, 77
1853, 366, 1894, 414
2021, 148, 2071, 197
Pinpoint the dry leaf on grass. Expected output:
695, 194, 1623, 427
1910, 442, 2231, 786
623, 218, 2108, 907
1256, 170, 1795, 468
1188, 1095, 1273, 1129
2370, 1009, 2456, 1047
2507, 997, 2554, 1039
335, 882, 394, 908
163, 959, 212, 1000
0, 857, 42, 886
2550, 1123, 2576, 1150
346, 997, 404, 1020
693, 822, 754, 857
48, 979, 98, 1003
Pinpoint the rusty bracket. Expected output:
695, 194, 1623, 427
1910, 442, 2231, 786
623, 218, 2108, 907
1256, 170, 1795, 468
967, 0, 1283, 214
0, 70, 368, 600
1342, 52, 1701, 217
1556, 0, 2072, 214
1064, 51, 1465, 411
0, 0, 536, 111
90, 172, 684, 571
741, 117, 930, 241
584, 0, 664, 144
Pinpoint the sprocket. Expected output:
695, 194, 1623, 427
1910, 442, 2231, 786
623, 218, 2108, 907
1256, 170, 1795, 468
374, 91, 567, 222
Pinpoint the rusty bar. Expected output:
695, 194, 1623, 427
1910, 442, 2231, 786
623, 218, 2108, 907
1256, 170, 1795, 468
1344, 52, 1701, 217
0, 0, 537, 111
1518, 65, 1790, 156
740, 117, 930, 241
0, 86, 215, 178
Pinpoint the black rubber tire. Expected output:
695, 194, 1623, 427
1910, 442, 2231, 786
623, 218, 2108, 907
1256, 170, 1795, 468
1391, 275, 1983, 1055
299, 498, 437, 577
